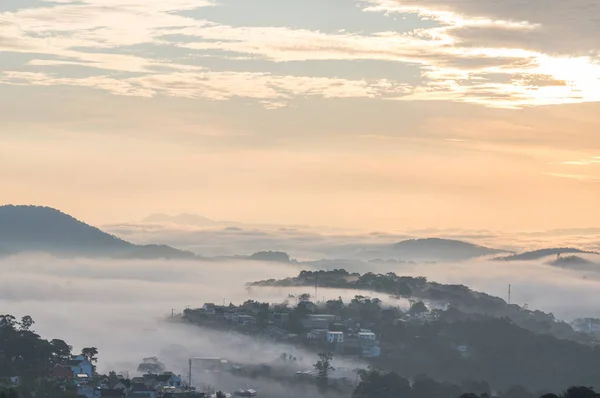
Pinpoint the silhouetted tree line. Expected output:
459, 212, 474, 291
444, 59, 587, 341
0, 314, 92, 398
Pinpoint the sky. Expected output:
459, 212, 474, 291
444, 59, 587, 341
2, 0, 600, 231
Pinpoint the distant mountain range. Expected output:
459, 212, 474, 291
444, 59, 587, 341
345, 238, 511, 262
0, 205, 198, 259
494, 248, 597, 262
7, 205, 594, 266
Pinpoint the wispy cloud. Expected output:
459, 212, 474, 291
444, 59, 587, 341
0, 0, 598, 107
544, 173, 600, 183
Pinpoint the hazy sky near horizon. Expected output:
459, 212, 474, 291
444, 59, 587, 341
2, 0, 600, 230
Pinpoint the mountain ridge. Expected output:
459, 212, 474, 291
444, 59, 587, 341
0, 205, 198, 260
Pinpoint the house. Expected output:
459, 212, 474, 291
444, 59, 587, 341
271, 312, 290, 327
237, 315, 256, 326
301, 314, 336, 329
357, 331, 376, 342
357, 331, 380, 358
202, 303, 216, 315
306, 329, 328, 341
156, 372, 182, 387
224, 312, 240, 322
51, 364, 74, 380
69, 356, 94, 377
75, 374, 91, 385
327, 331, 344, 344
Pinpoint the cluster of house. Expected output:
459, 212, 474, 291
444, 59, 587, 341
193, 301, 381, 358
303, 315, 381, 358
50, 355, 192, 398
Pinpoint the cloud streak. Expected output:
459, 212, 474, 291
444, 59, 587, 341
1, 0, 598, 107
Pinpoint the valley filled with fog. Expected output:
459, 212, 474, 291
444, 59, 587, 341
3, 252, 600, 376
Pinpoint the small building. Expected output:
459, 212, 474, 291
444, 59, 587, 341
202, 303, 216, 315
156, 372, 183, 388
358, 332, 376, 342
327, 331, 344, 344
238, 315, 256, 326
306, 329, 328, 341
69, 356, 94, 378
301, 314, 336, 329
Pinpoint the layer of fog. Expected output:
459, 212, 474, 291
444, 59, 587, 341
2, 254, 600, 381
103, 222, 600, 260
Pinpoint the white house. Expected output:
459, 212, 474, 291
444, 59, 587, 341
327, 331, 344, 344
358, 332, 376, 342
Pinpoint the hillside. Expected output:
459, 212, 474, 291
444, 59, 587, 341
352, 238, 509, 262
0, 205, 198, 259
250, 269, 591, 344
494, 248, 596, 261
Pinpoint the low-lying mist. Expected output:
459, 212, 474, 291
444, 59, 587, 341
2, 253, 600, 378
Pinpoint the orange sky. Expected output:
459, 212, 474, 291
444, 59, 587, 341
1, 0, 599, 231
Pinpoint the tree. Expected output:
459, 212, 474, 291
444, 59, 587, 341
81, 347, 98, 364
19, 316, 34, 332
216, 392, 226, 398
0, 389, 18, 398
298, 293, 312, 302
137, 357, 165, 374
409, 301, 429, 315
562, 387, 599, 398
314, 352, 334, 392
353, 368, 412, 398
50, 339, 72, 365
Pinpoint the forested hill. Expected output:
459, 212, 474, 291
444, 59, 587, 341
0, 205, 197, 260
494, 248, 596, 261
250, 270, 591, 344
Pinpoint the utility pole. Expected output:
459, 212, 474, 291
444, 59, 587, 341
508, 284, 511, 305
188, 358, 192, 388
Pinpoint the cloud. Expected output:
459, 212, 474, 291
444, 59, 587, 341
1, 0, 598, 107
362, 0, 600, 54
544, 173, 600, 183
0, 70, 411, 103
561, 156, 600, 166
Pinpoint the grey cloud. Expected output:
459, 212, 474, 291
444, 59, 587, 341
369, 0, 600, 55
